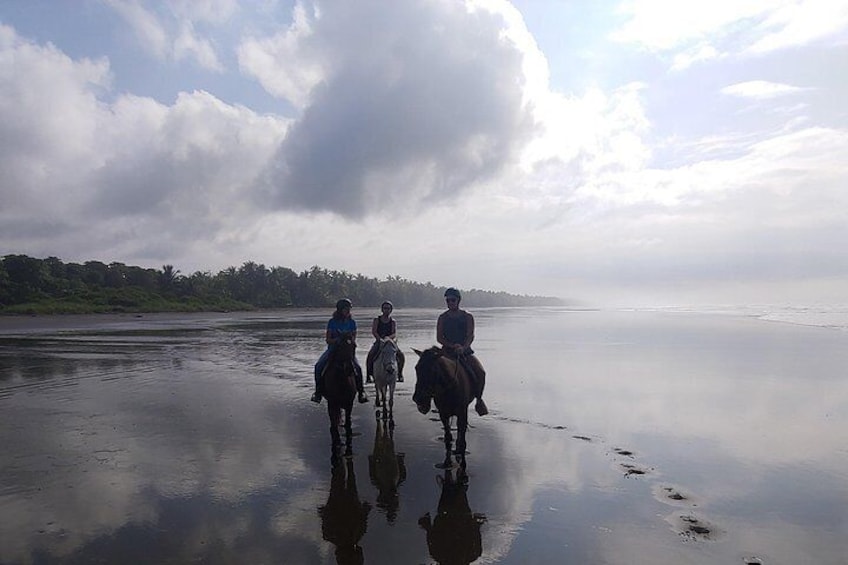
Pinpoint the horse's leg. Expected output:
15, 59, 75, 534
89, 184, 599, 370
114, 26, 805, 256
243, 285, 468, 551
442, 415, 453, 467
373, 374, 381, 408
387, 380, 395, 422
328, 403, 341, 447
456, 411, 468, 464
343, 405, 353, 445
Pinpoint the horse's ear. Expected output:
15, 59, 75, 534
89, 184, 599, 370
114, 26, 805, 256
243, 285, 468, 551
412, 348, 422, 357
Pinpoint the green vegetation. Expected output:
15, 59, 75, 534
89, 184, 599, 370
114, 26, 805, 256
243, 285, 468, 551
0, 254, 563, 315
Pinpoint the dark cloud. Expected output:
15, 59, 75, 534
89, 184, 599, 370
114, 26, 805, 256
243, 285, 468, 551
261, 1, 536, 218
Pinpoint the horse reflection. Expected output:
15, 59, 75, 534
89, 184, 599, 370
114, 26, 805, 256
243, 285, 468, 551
368, 418, 407, 523
318, 457, 371, 565
419, 468, 486, 565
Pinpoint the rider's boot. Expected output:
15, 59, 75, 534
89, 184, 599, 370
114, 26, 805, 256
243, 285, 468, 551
311, 374, 323, 403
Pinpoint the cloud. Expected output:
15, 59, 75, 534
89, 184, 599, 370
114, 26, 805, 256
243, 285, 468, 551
612, 0, 848, 65
174, 21, 225, 71
237, 3, 323, 108
104, 0, 170, 59
748, 0, 848, 53
721, 80, 810, 99
0, 25, 287, 263
244, 0, 538, 218
105, 0, 225, 71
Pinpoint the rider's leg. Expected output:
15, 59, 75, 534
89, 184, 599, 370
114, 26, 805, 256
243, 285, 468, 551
353, 358, 369, 403
467, 354, 488, 415
397, 350, 406, 382
366, 342, 378, 383
312, 349, 330, 403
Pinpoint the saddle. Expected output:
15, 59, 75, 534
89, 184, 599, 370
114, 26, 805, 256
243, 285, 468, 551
437, 354, 476, 392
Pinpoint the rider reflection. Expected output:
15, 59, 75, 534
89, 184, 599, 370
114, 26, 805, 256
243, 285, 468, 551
368, 418, 407, 523
419, 468, 486, 565
318, 458, 371, 565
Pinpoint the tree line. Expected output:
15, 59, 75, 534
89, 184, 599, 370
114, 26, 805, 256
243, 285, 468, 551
0, 254, 564, 315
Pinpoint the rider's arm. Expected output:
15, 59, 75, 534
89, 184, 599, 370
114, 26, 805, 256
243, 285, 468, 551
464, 312, 475, 348
436, 313, 448, 347
386, 319, 397, 340
371, 317, 380, 340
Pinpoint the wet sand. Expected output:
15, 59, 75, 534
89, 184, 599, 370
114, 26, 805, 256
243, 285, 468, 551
1, 308, 846, 564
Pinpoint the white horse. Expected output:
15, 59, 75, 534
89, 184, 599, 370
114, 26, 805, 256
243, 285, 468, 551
373, 337, 399, 422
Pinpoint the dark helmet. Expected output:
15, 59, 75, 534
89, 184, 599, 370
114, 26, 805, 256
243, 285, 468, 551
444, 287, 461, 300
336, 298, 353, 310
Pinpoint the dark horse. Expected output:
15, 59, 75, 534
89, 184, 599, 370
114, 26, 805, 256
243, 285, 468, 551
324, 332, 358, 450
418, 467, 486, 565
413, 347, 475, 468
318, 456, 371, 565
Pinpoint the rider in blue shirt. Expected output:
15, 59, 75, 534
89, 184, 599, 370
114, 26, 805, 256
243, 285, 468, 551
312, 298, 368, 404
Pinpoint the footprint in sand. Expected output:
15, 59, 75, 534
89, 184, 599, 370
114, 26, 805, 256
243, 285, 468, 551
666, 512, 722, 541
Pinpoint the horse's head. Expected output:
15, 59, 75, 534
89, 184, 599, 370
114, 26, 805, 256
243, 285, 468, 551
332, 331, 356, 360
378, 338, 399, 375
412, 347, 442, 414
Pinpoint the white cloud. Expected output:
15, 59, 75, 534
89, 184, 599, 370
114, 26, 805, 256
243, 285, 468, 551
174, 21, 224, 71
105, 0, 226, 70
105, 0, 169, 59
237, 2, 323, 108
670, 42, 722, 70
748, 0, 848, 53
612, 0, 848, 65
721, 80, 810, 99
610, 0, 770, 51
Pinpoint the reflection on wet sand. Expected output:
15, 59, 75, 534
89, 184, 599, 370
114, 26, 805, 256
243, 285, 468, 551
319, 457, 371, 565
419, 468, 486, 565
3, 309, 848, 564
368, 418, 406, 523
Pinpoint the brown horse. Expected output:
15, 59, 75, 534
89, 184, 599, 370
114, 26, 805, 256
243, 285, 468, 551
323, 332, 358, 449
412, 347, 475, 468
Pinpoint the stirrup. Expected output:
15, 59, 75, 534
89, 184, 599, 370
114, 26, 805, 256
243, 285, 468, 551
311, 392, 322, 403
397, 374, 404, 382
358, 392, 369, 403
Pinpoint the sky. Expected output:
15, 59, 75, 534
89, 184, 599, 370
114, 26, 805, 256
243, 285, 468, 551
1, 0, 847, 307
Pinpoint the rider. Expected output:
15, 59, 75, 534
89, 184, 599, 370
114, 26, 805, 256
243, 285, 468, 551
436, 288, 488, 416
312, 298, 369, 404
366, 301, 406, 383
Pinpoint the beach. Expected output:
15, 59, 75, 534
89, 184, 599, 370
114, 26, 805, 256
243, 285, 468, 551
1, 307, 846, 564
